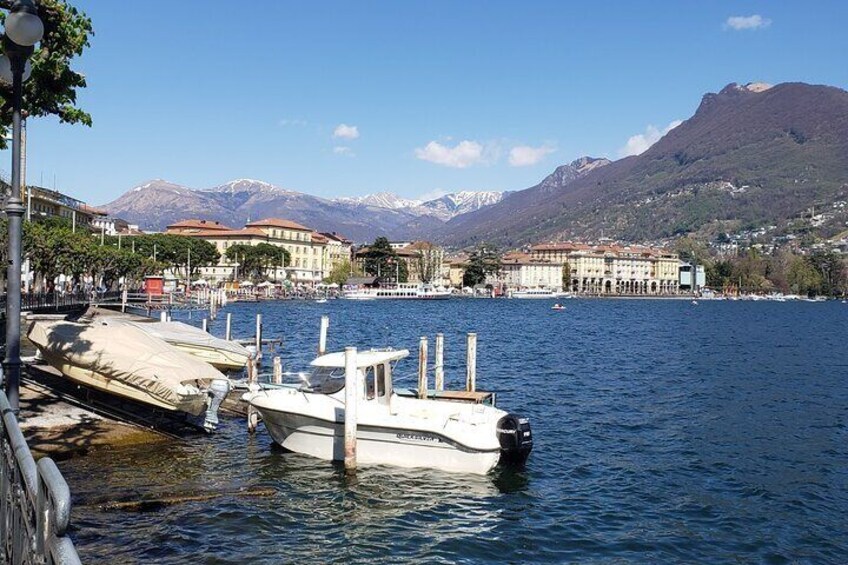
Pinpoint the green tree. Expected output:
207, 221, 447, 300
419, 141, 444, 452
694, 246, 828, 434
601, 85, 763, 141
325, 259, 352, 287
361, 237, 408, 282
562, 262, 571, 290
786, 255, 822, 296
462, 244, 501, 287
0, 0, 94, 148
130, 234, 219, 280
225, 243, 290, 281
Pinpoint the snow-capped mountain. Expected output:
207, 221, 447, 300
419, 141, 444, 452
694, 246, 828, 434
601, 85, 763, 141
335, 192, 423, 210
418, 191, 505, 221
336, 190, 505, 221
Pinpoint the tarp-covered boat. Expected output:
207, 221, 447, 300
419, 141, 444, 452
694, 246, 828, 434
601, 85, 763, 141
28, 319, 227, 416
127, 321, 251, 371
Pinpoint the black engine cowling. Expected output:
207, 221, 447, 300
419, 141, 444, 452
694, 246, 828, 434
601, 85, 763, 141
497, 413, 532, 466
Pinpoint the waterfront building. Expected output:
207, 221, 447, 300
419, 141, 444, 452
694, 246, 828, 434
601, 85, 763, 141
23, 184, 97, 227
445, 255, 467, 288
486, 253, 562, 291
91, 214, 131, 236
166, 218, 345, 286
319, 232, 354, 279
529, 242, 680, 295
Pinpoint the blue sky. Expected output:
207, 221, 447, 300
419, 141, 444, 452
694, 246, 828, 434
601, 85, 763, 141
6, 0, 848, 205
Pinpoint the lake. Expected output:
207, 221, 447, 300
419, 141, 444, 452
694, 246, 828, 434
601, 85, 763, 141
59, 298, 848, 563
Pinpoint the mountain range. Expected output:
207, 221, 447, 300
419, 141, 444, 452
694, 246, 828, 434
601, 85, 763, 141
103, 81, 848, 248
102, 179, 506, 242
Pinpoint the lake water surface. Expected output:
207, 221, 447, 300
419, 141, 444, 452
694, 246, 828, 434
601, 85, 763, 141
59, 299, 848, 563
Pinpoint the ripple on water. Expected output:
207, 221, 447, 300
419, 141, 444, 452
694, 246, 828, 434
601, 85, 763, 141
59, 299, 848, 563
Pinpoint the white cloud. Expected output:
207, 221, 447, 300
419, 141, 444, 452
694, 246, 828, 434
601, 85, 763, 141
333, 124, 360, 140
508, 144, 556, 167
333, 146, 354, 156
724, 15, 771, 31
415, 140, 485, 168
618, 120, 683, 157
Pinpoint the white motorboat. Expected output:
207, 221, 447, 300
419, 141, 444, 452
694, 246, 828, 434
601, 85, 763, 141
245, 349, 532, 474
343, 283, 452, 300
28, 319, 230, 427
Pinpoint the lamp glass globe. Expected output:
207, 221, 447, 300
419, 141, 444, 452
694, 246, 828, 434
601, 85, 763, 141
5, 11, 44, 46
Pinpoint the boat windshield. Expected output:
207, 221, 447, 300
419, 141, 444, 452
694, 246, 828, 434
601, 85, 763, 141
301, 366, 346, 394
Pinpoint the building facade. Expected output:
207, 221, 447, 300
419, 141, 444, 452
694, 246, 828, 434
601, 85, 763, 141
166, 218, 352, 285
486, 253, 563, 291
530, 243, 680, 295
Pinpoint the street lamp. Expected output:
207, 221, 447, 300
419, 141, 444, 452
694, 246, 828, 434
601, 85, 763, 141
2, 0, 43, 412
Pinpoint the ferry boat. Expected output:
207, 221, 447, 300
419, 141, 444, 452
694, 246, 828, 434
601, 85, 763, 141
245, 348, 532, 474
510, 288, 561, 299
343, 283, 451, 300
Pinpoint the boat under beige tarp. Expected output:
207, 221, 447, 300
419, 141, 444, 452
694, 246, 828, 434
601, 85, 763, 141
127, 321, 251, 371
28, 320, 227, 415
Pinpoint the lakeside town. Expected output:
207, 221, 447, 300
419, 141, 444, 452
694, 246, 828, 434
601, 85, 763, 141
14, 181, 848, 301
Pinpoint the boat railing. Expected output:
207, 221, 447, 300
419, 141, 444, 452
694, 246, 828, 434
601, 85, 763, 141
0, 391, 82, 565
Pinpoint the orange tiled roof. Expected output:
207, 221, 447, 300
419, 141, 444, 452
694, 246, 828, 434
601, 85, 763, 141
311, 232, 328, 244
246, 218, 311, 231
185, 228, 268, 238
167, 219, 233, 231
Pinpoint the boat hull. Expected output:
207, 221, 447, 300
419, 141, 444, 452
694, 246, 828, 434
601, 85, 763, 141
257, 407, 501, 474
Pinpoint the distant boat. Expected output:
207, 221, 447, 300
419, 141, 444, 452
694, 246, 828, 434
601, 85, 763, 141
551, 304, 566, 311
343, 283, 451, 300
315, 298, 328, 304
511, 288, 560, 299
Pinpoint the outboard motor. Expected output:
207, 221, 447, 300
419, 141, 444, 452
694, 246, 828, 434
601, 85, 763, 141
497, 413, 533, 466
203, 378, 231, 432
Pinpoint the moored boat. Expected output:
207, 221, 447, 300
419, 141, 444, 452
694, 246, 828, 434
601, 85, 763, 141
27, 319, 230, 423
245, 348, 532, 474
126, 320, 251, 371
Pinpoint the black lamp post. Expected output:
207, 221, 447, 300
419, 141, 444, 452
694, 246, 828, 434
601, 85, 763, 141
2, 0, 43, 412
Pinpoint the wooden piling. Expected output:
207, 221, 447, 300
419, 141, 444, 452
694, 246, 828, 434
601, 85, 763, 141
418, 336, 428, 399
273, 356, 282, 384
466, 332, 477, 392
225, 313, 232, 341
434, 333, 444, 391
255, 313, 262, 360
344, 347, 358, 473
202, 318, 208, 333
246, 355, 258, 434
318, 315, 329, 355
159, 311, 167, 323
121, 288, 128, 313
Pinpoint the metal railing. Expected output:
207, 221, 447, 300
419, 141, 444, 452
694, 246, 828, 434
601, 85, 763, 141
0, 391, 81, 564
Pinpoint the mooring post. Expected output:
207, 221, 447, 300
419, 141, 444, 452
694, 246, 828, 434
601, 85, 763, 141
159, 311, 167, 323
255, 313, 262, 360
418, 336, 428, 399
121, 288, 128, 313
247, 354, 258, 434
434, 333, 444, 391
318, 315, 329, 355
225, 313, 232, 341
466, 332, 477, 392
344, 346, 358, 472
273, 356, 282, 384
202, 318, 208, 333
